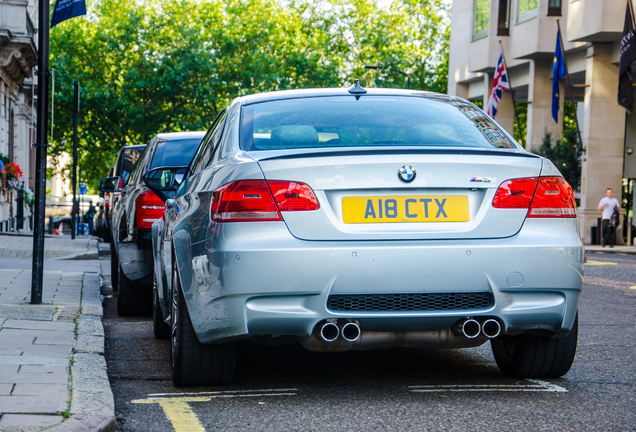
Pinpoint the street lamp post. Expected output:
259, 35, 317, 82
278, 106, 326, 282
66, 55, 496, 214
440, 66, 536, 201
31, 0, 50, 304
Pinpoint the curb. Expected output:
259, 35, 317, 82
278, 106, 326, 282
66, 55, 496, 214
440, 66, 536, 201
53, 260, 115, 431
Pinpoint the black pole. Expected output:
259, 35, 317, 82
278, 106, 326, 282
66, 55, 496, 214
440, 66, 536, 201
498, 40, 524, 147
71, 81, 79, 239
556, 20, 585, 153
30, 0, 50, 304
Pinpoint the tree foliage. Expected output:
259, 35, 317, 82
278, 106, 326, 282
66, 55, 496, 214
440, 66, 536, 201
49, 0, 450, 189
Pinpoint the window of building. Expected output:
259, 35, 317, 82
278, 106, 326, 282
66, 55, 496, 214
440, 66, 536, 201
497, 0, 510, 36
547, 0, 562, 16
518, 0, 538, 23
474, 0, 490, 40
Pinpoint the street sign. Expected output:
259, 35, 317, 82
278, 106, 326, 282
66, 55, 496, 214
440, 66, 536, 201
80, 183, 87, 195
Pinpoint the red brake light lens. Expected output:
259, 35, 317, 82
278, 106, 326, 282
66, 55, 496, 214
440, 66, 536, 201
267, 181, 320, 211
211, 181, 281, 222
492, 176, 576, 218
528, 176, 577, 218
492, 178, 538, 209
211, 180, 319, 222
135, 189, 165, 228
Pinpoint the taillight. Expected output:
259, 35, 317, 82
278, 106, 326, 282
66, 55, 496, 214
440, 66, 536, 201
493, 176, 576, 218
267, 181, 320, 211
136, 190, 165, 228
527, 176, 577, 218
492, 178, 538, 209
211, 180, 319, 222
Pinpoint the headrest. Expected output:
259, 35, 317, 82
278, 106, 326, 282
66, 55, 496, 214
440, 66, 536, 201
269, 125, 319, 148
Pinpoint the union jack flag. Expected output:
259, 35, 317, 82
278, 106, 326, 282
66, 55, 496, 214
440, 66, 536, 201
486, 46, 510, 117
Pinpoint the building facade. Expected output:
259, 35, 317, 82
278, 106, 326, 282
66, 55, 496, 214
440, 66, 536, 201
448, 0, 634, 244
0, 0, 38, 232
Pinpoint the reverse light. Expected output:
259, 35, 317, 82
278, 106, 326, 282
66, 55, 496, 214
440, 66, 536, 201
492, 176, 576, 218
527, 176, 577, 217
211, 180, 319, 222
136, 189, 165, 228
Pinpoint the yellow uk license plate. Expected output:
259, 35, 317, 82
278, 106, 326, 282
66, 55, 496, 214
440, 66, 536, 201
342, 195, 470, 224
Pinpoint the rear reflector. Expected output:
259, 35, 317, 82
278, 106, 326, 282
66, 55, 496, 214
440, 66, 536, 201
136, 189, 165, 229
211, 180, 319, 222
493, 176, 576, 218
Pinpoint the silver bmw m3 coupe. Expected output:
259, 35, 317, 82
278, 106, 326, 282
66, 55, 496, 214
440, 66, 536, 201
148, 83, 583, 386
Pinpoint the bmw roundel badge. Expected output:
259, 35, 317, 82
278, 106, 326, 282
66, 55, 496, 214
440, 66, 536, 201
398, 164, 416, 183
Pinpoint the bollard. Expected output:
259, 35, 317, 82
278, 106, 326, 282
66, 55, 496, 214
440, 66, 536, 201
48, 216, 54, 234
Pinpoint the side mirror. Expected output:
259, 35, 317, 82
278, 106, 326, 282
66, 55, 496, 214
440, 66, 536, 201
143, 166, 188, 192
99, 177, 121, 193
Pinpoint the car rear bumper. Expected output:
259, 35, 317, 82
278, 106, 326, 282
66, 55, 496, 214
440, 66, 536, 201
176, 218, 583, 345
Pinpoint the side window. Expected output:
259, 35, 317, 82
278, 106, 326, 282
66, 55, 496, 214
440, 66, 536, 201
190, 109, 227, 174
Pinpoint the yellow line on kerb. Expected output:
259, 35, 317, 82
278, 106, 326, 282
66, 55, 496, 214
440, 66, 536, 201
586, 260, 618, 266
132, 397, 210, 432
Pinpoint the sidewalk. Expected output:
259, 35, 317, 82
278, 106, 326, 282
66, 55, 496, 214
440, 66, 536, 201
584, 244, 636, 255
0, 234, 114, 432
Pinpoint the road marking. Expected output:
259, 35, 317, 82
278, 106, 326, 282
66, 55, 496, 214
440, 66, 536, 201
146, 388, 299, 399
132, 397, 209, 432
133, 389, 298, 432
586, 260, 618, 266
630, 286, 636, 290
408, 379, 567, 393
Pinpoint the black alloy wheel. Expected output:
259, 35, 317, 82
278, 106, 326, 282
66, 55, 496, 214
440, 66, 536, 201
491, 313, 578, 378
170, 254, 237, 387
110, 242, 118, 291
152, 274, 170, 339
116, 262, 151, 316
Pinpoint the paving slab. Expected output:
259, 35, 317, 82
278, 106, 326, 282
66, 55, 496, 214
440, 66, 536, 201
1, 320, 75, 332
0, 394, 68, 413
0, 414, 63, 428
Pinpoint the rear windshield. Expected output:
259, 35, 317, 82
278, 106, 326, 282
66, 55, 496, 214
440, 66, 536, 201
150, 139, 202, 169
240, 96, 516, 151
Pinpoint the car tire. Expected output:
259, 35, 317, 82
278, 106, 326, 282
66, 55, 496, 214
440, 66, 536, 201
491, 313, 578, 378
110, 242, 118, 291
153, 275, 170, 339
171, 261, 237, 387
116, 262, 151, 316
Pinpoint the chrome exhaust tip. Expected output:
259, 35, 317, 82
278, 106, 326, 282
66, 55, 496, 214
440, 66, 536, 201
460, 319, 481, 339
319, 322, 340, 342
340, 322, 361, 342
481, 319, 501, 339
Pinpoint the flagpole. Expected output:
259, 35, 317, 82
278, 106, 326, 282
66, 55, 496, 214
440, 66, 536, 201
556, 20, 585, 154
499, 40, 524, 147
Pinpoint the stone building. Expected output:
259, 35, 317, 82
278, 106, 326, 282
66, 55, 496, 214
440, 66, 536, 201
448, 0, 635, 244
0, 0, 37, 232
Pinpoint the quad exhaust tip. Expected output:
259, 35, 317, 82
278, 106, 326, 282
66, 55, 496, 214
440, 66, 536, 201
481, 319, 501, 339
340, 322, 361, 342
320, 322, 340, 342
318, 321, 361, 342
460, 319, 481, 339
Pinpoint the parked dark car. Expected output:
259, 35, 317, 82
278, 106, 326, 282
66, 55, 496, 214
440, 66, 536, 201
100, 132, 204, 316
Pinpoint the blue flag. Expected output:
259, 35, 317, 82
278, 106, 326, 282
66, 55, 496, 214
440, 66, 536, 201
51, 0, 87, 28
552, 29, 568, 123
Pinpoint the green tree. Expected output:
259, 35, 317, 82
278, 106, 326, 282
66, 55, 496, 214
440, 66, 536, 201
49, 0, 450, 188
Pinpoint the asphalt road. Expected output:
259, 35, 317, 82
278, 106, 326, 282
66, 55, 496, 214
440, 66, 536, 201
100, 244, 636, 431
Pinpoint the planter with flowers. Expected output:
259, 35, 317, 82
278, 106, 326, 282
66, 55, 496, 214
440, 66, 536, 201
5, 161, 24, 193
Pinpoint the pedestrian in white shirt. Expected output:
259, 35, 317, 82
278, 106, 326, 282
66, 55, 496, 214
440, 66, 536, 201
597, 188, 620, 248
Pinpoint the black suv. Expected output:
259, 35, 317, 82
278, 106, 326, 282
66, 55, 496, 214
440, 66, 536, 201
100, 132, 204, 315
